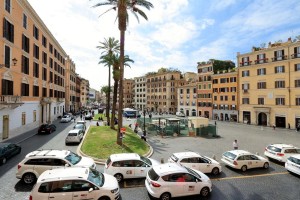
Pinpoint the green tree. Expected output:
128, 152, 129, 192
97, 37, 120, 126
100, 85, 113, 120
94, 0, 153, 145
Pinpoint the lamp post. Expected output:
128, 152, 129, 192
0, 58, 17, 68
143, 109, 146, 140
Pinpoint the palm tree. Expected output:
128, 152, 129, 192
100, 85, 112, 122
97, 37, 120, 126
94, 0, 153, 145
110, 54, 134, 129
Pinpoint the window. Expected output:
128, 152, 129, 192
5, 0, 11, 13
295, 64, 300, 71
42, 87, 47, 97
33, 62, 39, 78
275, 66, 285, 73
232, 95, 235, 101
296, 98, 300, 106
23, 13, 27, 29
22, 112, 26, 125
230, 77, 236, 82
42, 35, 47, 48
21, 83, 29, 96
33, 44, 39, 59
3, 18, 14, 43
242, 70, 250, 77
275, 80, 285, 88
295, 80, 300, 87
2, 79, 13, 95
33, 25, 39, 40
22, 34, 30, 53
257, 53, 266, 64
33, 110, 37, 122
275, 98, 285, 105
257, 68, 266, 75
50, 180, 73, 193
231, 87, 236, 92
258, 98, 264, 105
21, 56, 29, 74
49, 43, 53, 53
214, 96, 217, 101
33, 86, 39, 97
42, 68, 47, 81
4, 45, 11, 68
242, 57, 250, 66
274, 50, 284, 61
43, 52, 47, 64
242, 83, 250, 90
242, 98, 249, 104
257, 82, 266, 89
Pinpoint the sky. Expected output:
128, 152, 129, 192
27, 0, 300, 90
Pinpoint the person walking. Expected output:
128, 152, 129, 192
233, 140, 238, 150
272, 124, 276, 130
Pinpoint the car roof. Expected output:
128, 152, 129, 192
109, 153, 140, 161
172, 152, 200, 159
290, 154, 300, 159
269, 144, 296, 148
0, 143, 11, 148
153, 163, 188, 175
38, 167, 89, 183
225, 150, 251, 155
68, 129, 81, 133
26, 149, 70, 159
77, 121, 86, 124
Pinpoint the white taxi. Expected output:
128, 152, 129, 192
104, 153, 160, 182
221, 150, 269, 172
29, 167, 120, 200
65, 129, 84, 145
285, 154, 300, 175
145, 163, 212, 199
264, 143, 300, 162
168, 152, 222, 175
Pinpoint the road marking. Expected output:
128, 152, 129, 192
211, 172, 289, 181
123, 181, 145, 188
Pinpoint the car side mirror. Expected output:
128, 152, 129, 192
89, 188, 94, 193
65, 163, 70, 167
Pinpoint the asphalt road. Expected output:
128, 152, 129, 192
0, 116, 300, 200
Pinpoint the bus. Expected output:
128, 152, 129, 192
123, 108, 141, 118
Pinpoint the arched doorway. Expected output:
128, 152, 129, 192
258, 112, 267, 126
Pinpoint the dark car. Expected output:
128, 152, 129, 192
38, 124, 56, 134
85, 114, 93, 120
0, 143, 21, 165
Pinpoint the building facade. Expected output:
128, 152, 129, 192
237, 38, 300, 128
123, 78, 134, 108
80, 78, 89, 108
65, 56, 76, 113
133, 76, 146, 110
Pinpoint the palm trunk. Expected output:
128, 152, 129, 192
106, 65, 111, 126
111, 80, 118, 129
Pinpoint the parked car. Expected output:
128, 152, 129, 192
221, 150, 269, 172
16, 149, 96, 184
176, 112, 185, 117
168, 152, 222, 175
145, 163, 212, 199
104, 153, 160, 182
264, 143, 300, 162
29, 167, 120, 200
60, 115, 72, 123
285, 154, 300, 175
0, 143, 21, 165
38, 124, 56, 134
73, 123, 86, 133
65, 129, 84, 145
85, 114, 93, 120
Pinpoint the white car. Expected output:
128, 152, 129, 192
176, 112, 185, 117
65, 129, 84, 145
104, 153, 160, 182
264, 143, 300, 162
168, 152, 222, 175
221, 150, 269, 172
29, 167, 120, 200
145, 163, 212, 199
16, 149, 96, 184
285, 154, 300, 175
60, 115, 72, 123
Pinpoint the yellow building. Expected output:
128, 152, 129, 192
237, 38, 300, 129
0, 0, 68, 140
123, 78, 134, 108
80, 78, 90, 107
212, 69, 238, 122
65, 56, 77, 112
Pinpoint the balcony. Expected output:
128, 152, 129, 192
272, 55, 287, 62
254, 58, 268, 64
240, 61, 252, 67
0, 95, 23, 109
243, 89, 248, 93
291, 53, 300, 59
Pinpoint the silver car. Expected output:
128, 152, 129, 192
65, 129, 84, 145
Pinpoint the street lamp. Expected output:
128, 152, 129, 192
0, 58, 17, 68
142, 109, 146, 141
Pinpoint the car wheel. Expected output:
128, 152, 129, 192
99, 196, 110, 200
114, 173, 123, 182
23, 173, 36, 184
241, 165, 247, 172
263, 162, 269, 169
160, 192, 171, 200
1, 157, 7, 164
211, 167, 220, 175
200, 187, 210, 197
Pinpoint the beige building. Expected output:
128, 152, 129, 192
237, 38, 300, 129
146, 68, 182, 114
197, 62, 213, 119
80, 78, 89, 107
0, 0, 68, 140
65, 56, 76, 112
123, 78, 134, 108
177, 72, 198, 116
212, 69, 238, 122
133, 76, 146, 110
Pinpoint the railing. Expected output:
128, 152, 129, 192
272, 55, 287, 62
291, 53, 300, 59
0, 95, 22, 104
254, 58, 268, 64
240, 61, 252, 67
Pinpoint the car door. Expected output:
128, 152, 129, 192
71, 180, 97, 200
182, 173, 199, 196
32, 158, 53, 176
197, 157, 212, 173
121, 160, 135, 178
133, 160, 149, 178
48, 180, 73, 200
243, 155, 255, 169
51, 159, 68, 170
180, 158, 193, 169
164, 173, 185, 197
249, 155, 261, 168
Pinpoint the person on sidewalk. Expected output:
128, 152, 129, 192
233, 140, 238, 150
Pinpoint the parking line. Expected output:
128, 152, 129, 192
211, 172, 289, 181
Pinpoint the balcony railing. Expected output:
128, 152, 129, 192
291, 53, 300, 59
254, 58, 268, 64
0, 95, 23, 109
240, 61, 252, 67
272, 55, 287, 62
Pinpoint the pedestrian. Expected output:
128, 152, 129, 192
73, 117, 76, 123
96, 122, 99, 126
297, 123, 300, 132
233, 139, 238, 150
80, 114, 82, 120
272, 124, 276, 130
288, 123, 290, 129
215, 121, 217, 126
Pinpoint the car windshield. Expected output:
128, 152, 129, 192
223, 152, 237, 160
68, 133, 78, 136
74, 124, 84, 129
185, 166, 201, 180
140, 156, 152, 165
64, 151, 82, 165
88, 168, 104, 187
148, 168, 159, 181
267, 146, 281, 152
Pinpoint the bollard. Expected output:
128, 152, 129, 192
161, 158, 164, 164
212, 154, 217, 160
